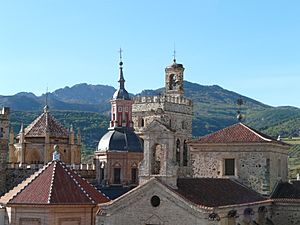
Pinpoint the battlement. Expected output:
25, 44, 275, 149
6, 163, 95, 171
0, 107, 9, 119
133, 95, 192, 106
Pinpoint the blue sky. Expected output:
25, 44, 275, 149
1, 0, 300, 107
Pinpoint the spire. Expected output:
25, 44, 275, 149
112, 48, 130, 100
44, 86, 49, 113
19, 123, 24, 133
118, 48, 125, 90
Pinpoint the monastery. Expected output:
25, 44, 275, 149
0, 55, 300, 225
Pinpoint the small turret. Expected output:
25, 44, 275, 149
69, 125, 75, 145
77, 128, 81, 145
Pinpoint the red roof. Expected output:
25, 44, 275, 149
24, 110, 69, 138
190, 123, 288, 146
8, 161, 110, 205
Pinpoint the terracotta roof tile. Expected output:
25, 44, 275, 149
190, 123, 288, 146
7, 161, 110, 205
175, 178, 266, 207
24, 111, 69, 138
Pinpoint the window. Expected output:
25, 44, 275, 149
152, 145, 162, 175
118, 106, 122, 112
176, 139, 180, 164
224, 159, 235, 176
100, 168, 104, 182
141, 118, 144, 127
278, 158, 281, 177
183, 140, 188, 166
114, 168, 121, 184
0, 127, 3, 138
131, 168, 137, 184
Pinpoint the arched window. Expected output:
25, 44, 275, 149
131, 167, 138, 184
183, 140, 188, 166
152, 144, 162, 175
176, 139, 180, 164
113, 163, 121, 184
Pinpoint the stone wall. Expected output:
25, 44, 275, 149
190, 144, 289, 195
0, 108, 9, 196
4, 163, 96, 194
272, 204, 300, 225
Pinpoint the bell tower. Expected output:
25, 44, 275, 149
165, 53, 184, 97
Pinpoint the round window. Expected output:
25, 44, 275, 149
151, 195, 160, 207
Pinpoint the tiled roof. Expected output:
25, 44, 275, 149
5, 161, 110, 205
175, 178, 266, 207
24, 111, 69, 138
271, 181, 300, 200
190, 123, 288, 146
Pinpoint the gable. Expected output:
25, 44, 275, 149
98, 178, 209, 219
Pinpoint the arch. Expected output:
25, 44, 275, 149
152, 144, 162, 175
176, 139, 180, 164
183, 140, 188, 166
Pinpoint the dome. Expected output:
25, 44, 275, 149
97, 127, 143, 152
112, 88, 130, 100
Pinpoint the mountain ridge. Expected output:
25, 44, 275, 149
2, 80, 300, 154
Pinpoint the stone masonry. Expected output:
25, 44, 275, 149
132, 60, 193, 178
0, 108, 9, 196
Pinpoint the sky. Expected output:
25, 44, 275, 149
0, 0, 300, 107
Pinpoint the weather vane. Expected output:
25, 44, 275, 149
236, 97, 244, 121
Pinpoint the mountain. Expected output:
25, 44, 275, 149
3, 81, 300, 155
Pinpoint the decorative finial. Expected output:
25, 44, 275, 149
173, 44, 176, 63
236, 97, 244, 121
119, 48, 123, 66
52, 145, 60, 161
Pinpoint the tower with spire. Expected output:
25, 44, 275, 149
95, 50, 143, 187
132, 54, 193, 187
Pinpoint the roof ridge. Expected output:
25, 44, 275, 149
73, 169, 110, 200
239, 123, 272, 142
59, 161, 96, 204
7, 162, 52, 204
24, 112, 45, 135
47, 161, 56, 203
47, 113, 69, 134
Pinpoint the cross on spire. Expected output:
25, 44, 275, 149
119, 48, 123, 65
173, 44, 176, 63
